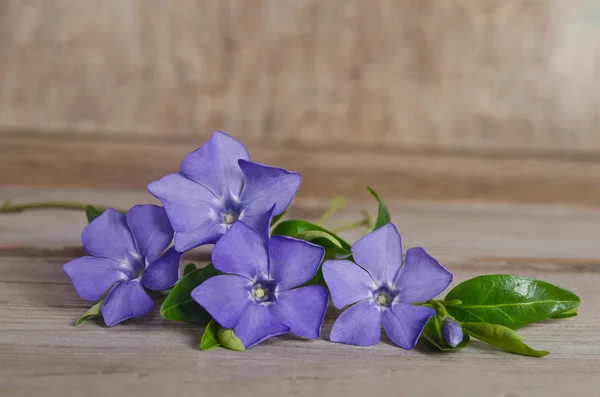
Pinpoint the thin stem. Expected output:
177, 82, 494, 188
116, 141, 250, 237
360, 209, 374, 231
329, 215, 371, 234
316, 197, 348, 225
0, 200, 124, 214
429, 299, 450, 317
437, 299, 462, 307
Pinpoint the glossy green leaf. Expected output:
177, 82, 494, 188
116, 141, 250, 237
297, 230, 343, 248
183, 263, 197, 277
366, 186, 391, 230
445, 274, 581, 329
74, 299, 105, 326
295, 230, 353, 260
271, 220, 351, 250
217, 327, 246, 351
550, 308, 578, 319
462, 322, 549, 357
200, 319, 221, 351
85, 205, 105, 223
276, 224, 352, 287
422, 315, 470, 351
160, 264, 221, 324
270, 212, 286, 226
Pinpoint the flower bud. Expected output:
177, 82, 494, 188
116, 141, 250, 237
442, 318, 463, 347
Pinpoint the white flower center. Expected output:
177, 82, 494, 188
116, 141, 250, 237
376, 293, 390, 306
253, 287, 267, 300
223, 211, 238, 225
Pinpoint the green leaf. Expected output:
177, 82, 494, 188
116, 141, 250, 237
422, 315, 470, 351
366, 186, 391, 230
275, 224, 353, 287
217, 327, 246, 351
160, 264, 222, 324
85, 205, 105, 223
74, 299, 105, 326
271, 220, 351, 249
550, 308, 578, 319
462, 322, 549, 357
270, 212, 286, 227
445, 274, 581, 329
183, 263, 197, 277
295, 230, 353, 260
297, 230, 343, 248
200, 319, 221, 351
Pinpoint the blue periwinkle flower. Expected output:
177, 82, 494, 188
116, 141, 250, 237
322, 223, 453, 349
148, 131, 301, 252
192, 221, 328, 349
63, 205, 182, 326
442, 318, 463, 347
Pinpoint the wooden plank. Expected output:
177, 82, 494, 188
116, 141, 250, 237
1, 0, 600, 155
0, 187, 599, 396
2, 186, 600, 260
3, 135, 600, 206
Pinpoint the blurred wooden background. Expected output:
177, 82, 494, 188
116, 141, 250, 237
1, 0, 600, 204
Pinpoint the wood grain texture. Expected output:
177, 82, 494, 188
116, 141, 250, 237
5, 137, 600, 206
0, 187, 599, 397
3, 135, 600, 206
1, 0, 600, 154
3, 186, 600, 260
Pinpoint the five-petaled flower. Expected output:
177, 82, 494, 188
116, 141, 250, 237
192, 221, 328, 349
148, 131, 301, 252
63, 205, 182, 326
322, 223, 453, 349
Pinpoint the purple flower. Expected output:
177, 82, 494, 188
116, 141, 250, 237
442, 318, 463, 348
191, 221, 328, 349
148, 131, 301, 252
63, 205, 182, 326
322, 223, 452, 349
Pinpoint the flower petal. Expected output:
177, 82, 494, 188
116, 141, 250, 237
394, 247, 453, 303
141, 247, 182, 291
238, 160, 301, 216
239, 205, 275, 243
234, 303, 290, 348
174, 221, 227, 253
382, 302, 435, 349
81, 209, 137, 262
322, 259, 375, 309
351, 223, 402, 284
270, 285, 328, 339
148, 172, 220, 233
330, 300, 382, 346
180, 131, 250, 198
101, 280, 155, 326
211, 221, 269, 279
268, 236, 324, 291
442, 318, 464, 348
63, 256, 127, 301
191, 275, 251, 329
126, 205, 174, 263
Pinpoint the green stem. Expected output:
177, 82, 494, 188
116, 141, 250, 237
316, 197, 348, 225
329, 215, 371, 234
0, 200, 125, 214
429, 300, 450, 317
360, 209, 374, 234
437, 299, 462, 307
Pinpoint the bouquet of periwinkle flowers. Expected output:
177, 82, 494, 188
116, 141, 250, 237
50, 132, 579, 355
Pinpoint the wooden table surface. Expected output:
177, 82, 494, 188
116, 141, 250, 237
1, 187, 599, 397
